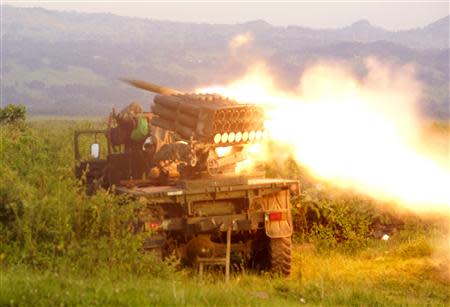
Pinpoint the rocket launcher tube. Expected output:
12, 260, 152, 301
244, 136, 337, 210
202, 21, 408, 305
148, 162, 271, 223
151, 104, 198, 128
154, 95, 182, 109
122, 79, 183, 96
151, 117, 194, 139
123, 78, 266, 144
154, 95, 200, 117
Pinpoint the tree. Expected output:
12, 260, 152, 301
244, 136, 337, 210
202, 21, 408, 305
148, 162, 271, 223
0, 104, 26, 124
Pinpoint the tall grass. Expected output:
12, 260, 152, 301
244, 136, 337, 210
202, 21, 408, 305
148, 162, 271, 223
1, 118, 448, 306
0, 120, 172, 277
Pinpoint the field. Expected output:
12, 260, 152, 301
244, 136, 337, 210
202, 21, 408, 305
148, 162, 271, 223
2, 234, 450, 307
1, 118, 449, 306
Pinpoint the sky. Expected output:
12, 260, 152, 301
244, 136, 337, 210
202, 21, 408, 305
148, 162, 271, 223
3, 1, 450, 30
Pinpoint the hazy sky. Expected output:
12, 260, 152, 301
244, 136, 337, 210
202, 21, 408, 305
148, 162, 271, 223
4, 1, 449, 30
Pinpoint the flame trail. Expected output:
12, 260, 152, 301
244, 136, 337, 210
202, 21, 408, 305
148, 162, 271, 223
197, 60, 450, 212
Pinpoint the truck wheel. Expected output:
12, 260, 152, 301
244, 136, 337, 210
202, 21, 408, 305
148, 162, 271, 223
269, 236, 292, 276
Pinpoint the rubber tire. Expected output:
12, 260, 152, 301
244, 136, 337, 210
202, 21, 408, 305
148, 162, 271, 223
269, 236, 292, 276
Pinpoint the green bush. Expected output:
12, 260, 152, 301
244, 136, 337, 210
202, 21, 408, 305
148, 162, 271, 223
0, 104, 26, 123
267, 156, 400, 251
293, 185, 381, 250
0, 121, 171, 277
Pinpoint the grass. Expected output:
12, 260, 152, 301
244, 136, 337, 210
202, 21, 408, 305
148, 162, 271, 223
296, 238, 449, 306
1, 118, 449, 306
1, 232, 449, 306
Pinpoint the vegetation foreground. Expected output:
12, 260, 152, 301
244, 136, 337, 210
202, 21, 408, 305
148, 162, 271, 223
2, 235, 450, 307
1, 117, 449, 306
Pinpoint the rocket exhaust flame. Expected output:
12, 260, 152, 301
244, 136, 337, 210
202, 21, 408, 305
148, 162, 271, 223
197, 60, 450, 212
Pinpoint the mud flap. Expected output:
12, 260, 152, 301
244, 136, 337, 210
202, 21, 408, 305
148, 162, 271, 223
261, 190, 293, 238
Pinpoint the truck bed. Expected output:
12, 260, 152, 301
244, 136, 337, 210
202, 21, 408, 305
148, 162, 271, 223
115, 177, 298, 202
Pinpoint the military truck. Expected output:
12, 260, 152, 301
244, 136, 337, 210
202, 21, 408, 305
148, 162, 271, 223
74, 80, 298, 276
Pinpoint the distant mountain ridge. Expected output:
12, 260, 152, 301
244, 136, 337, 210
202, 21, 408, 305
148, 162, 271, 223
1, 6, 449, 118
3, 6, 449, 49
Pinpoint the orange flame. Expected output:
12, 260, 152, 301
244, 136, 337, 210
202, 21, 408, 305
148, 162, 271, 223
197, 60, 449, 212
215, 146, 233, 157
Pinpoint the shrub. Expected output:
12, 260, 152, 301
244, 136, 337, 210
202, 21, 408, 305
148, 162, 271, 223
0, 121, 171, 277
0, 104, 26, 124
267, 156, 397, 251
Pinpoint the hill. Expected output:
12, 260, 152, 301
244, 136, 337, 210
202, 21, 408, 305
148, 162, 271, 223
1, 6, 449, 118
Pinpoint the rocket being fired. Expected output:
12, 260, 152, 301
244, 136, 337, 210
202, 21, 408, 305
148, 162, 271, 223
197, 59, 450, 213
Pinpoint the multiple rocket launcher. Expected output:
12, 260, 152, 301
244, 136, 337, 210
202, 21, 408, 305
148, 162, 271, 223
123, 79, 267, 146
